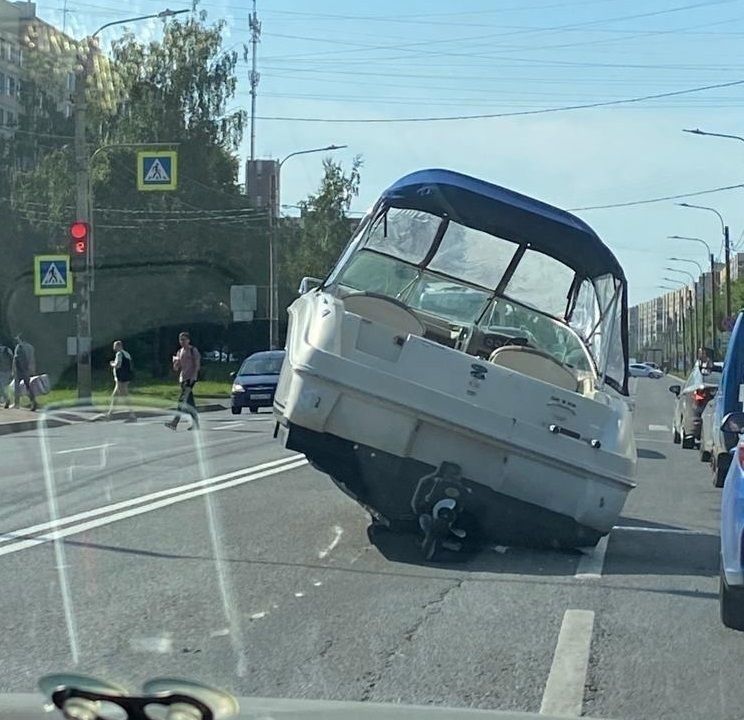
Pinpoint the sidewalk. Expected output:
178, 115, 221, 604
0, 400, 228, 436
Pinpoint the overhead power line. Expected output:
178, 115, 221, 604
256, 78, 744, 123
568, 182, 744, 211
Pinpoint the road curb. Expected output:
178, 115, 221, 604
0, 417, 68, 436
0, 403, 228, 435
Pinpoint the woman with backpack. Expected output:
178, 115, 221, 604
106, 340, 137, 422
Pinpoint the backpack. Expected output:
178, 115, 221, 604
0, 346, 11, 373
117, 352, 134, 382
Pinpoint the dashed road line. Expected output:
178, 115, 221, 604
648, 424, 670, 432
540, 609, 595, 717
575, 535, 609, 579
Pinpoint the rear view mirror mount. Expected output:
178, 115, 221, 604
669, 384, 681, 396
298, 276, 322, 295
721, 411, 744, 434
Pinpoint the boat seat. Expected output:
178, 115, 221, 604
488, 346, 578, 392
343, 292, 425, 336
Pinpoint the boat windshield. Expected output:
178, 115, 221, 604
328, 205, 624, 388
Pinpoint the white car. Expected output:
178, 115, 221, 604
643, 362, 661, 371
629, 362, 663, 378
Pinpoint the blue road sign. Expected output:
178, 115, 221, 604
137, 150, 178, 191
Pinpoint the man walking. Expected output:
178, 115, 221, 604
164, 331, 201, 431
106, 340, 137, 422
12, 334, 37, 411
0, 341, 12, 409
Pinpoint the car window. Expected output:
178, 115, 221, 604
239, 355, 285, 375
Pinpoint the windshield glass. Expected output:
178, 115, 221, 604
3, 1, 735, 718
238, 354, 284, 375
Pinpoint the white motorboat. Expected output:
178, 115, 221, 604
274, 169, 636, 550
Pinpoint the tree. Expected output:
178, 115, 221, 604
2, 15, 260, 377
280, 156, 363, 294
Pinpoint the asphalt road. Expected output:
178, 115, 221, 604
0, 380, 740, 719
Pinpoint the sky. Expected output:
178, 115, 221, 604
38, 0, 744, 306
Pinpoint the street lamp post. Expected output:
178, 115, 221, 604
267, 144, 348, 349
668, 235, 716, 356
669, 256, 706, 353
663, 277, 690, 373
677, 202, 730, 319
664, 266, 697, 359
72, 8, 188, 399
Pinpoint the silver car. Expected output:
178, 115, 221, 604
670, 363, 722, 449
701, 381, 736, 487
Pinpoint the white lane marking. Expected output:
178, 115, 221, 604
129, 636, 173, 654
56, 443, 114, 455
540, 609, 595, 717
318, 525, 344, 559
0, 458, 308, 558
575, 535, 609, 580
214, 421, 243, 430
0, 455, 307, 554
612, 525, 708, 535
648, 424, 670, 432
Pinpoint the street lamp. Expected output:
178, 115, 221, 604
668, 235, 717, 354
661, 277, 690, 372
676, 201, 730, 318
72, 8, 189, 400
267, 143, 348, 349
664, 267, 698, 354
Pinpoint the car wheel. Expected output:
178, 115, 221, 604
720, 569, 744, 630
681, 433, 695, 449
714, 453, 731, 488
673, 425, 681, 444
231, 406, 242, 415
700, 444, 712, 463
249, 406, 259, 414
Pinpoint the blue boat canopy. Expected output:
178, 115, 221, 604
381, 169, 625, 282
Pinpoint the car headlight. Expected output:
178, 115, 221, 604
231, 383, 245, 393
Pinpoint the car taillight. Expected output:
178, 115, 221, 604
693, 389, 708, 405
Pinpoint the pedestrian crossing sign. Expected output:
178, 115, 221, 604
137, 150, 178, 191
34, 254, 73, 296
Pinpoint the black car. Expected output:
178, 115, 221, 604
230, 350, 285, 414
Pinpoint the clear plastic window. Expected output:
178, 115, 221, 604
364, 207, 439, 265
428, 222, 518, 289
504, 250, 574, 316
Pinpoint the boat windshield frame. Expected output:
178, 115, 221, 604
322, 171, 629, 395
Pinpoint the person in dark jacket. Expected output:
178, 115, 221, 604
105, 340, 136, 422
0, 342, 12, 409
12, 334, 37, 411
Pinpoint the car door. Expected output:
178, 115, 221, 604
679, 368, 699, 436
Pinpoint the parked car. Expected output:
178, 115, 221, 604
230, 350, 286, 414
718, 410, 744, 629
629, 362, 663, 378
669, 363, 723, 449
701, 310, 744, 486
643, 361, 661, 371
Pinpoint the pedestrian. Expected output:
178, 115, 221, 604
164, 331, 201, 431
0, 341, 12, 409
11, 334, 37, 411
106, 340, 137, 422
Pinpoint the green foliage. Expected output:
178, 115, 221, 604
280, 156, 363, 292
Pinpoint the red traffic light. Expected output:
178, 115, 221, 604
69, 221, 89, 255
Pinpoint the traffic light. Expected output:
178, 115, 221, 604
69, 221, 89, 269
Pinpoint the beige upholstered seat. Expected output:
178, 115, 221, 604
343, 293, 425, 336
488, 346, 578, 392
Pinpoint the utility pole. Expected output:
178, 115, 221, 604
73, 38, 93, 401
710, 253, 717, 358
725, 224, 732, 318
248, 0, 261, 161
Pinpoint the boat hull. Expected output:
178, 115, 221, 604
280, 421, 604, 548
